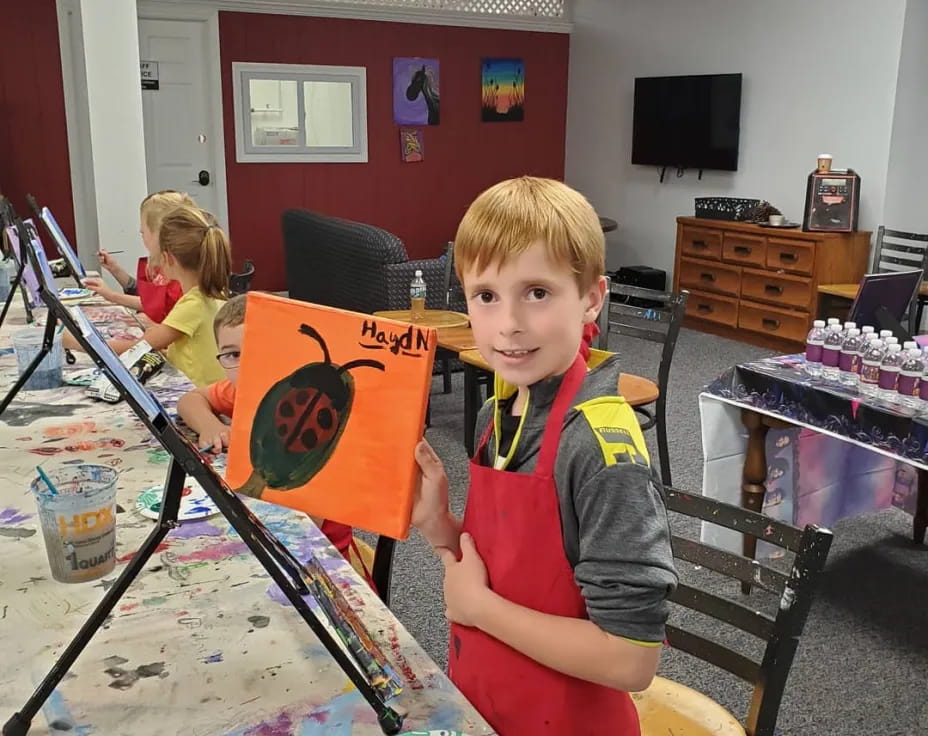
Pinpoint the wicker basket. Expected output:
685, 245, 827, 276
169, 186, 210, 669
694, 197, 761, 221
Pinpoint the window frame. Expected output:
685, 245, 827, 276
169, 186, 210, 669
231, 61, 368, 163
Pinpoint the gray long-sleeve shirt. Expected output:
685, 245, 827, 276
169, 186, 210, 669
474, 353, 677, 643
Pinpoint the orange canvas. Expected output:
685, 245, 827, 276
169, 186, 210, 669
225, 293, 436, 539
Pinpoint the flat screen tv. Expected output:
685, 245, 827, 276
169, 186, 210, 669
632, 73, 742, 171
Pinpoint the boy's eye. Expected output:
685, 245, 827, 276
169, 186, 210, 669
528, 287, 548, 300
474, 291, 494, 304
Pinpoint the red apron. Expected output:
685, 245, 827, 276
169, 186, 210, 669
449, 353, 639, 735
135, 257, 183, 323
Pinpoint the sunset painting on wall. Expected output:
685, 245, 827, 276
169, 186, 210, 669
481, 58, 524, 122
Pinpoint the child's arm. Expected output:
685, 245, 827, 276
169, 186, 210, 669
439, 534, 660, 692
82, 276, 143, 311
97, 250, 133, 289
62, 322, 182, 355
177, 387, 229, 453
412, 440, 462, 555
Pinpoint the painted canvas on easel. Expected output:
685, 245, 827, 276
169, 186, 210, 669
481, 58, 525, 122
225, 292, 436, 539
393, 57, 440, 126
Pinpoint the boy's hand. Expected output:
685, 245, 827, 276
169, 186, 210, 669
198, 425, 230, 454
438, 532, 490, 628
412, 439, 450, 529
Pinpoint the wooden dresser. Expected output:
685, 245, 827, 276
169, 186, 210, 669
673, 217, 871, 349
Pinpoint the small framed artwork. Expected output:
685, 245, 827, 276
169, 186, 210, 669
802, 170, 861, 232
481, 58, 524, 122
400, 128, 424, 163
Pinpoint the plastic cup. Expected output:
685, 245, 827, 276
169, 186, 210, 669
0, 258, 11, 302
31, 464, 118, 583
817, 153, 833, 173
12, 327, 63, 390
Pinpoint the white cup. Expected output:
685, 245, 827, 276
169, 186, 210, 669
817, 154, 833, 173
768, 214, 786, 226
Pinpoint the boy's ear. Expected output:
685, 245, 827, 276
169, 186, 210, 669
583, 275, 607, 323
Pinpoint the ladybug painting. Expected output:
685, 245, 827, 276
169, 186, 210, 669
235, 323, 385, 498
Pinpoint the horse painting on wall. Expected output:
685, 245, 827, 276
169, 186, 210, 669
393, 57, 440, 126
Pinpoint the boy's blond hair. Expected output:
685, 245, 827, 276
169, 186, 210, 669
213, 293, 247, 338
453, 176, 605, 291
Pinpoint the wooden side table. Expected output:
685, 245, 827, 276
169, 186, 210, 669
373, 309, 469, 329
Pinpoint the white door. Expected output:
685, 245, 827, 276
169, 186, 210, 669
138, 18, 225, 226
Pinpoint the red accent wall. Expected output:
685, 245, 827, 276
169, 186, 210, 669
0, 0, 75, 243
219, 13, 570, 291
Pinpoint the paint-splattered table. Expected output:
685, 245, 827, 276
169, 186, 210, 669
0, 303, 494, 736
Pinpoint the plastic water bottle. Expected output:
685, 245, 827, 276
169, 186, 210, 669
843, 321, 857, 332
838, 328, 864, 388
904, 341, 918, 352
860, 325, 875, 340
804, 319, 827, 378
821, 324, 845, 382
918, 365, 928, 414
827, 318, 841, 327
859, 340, 886, 397
878, 344, 904, 400
879, 329, 893, 341
885, 336, 899, 347
410, 269, 427, 321
897, 348, 925, 408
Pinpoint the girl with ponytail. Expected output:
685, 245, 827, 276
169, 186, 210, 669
64, 204, 231, 386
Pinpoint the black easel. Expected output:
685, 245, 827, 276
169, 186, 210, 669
27, 194, 85, 289
0, 215, 36, 329
1, 258, 404, 735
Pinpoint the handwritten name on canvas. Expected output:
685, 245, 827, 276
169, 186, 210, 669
359, 320, 430, 357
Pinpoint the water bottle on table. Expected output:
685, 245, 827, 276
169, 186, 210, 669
859, 339, 886, 396
838, 328, 863, 388
821, 323, 844, 382
878, 344, 904, 401
898, 348, 925, 409
410, 269, 427, 322
804, 319, 827, 378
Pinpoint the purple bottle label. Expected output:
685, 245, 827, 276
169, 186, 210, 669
878, 368, 899, 390
838, 352, 857, 372
822, 347, 840, 367
860, 364, 880, 384
898, 375, 919, 396
920, 378, 928, 401
806, 344, 823, 362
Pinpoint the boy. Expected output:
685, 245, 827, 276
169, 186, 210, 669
413, 177, 677, 735
176, 295, 364, 581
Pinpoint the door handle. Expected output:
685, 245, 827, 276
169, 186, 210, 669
193, 170, 210, 186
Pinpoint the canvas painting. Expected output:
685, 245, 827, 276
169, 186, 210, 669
225, 292, 437, 539
393, 57, 440, 126
481, 58, 525, 122
400, 128, 424, 163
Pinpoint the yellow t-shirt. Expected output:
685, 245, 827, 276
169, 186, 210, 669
161, 287, 225, 386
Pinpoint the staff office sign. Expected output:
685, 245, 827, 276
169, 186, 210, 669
141, 61, 159, 90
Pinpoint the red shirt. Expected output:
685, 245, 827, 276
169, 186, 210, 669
135, 257, 183, 323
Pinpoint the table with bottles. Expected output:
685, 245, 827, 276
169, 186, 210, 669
698, 328, 928, 557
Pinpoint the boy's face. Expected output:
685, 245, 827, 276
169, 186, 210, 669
216, 323, 244, 385
462, 240, 605, 390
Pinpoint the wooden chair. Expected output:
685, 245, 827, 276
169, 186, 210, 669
597, 279, 688, 485
869, 226, 928, 332
633, 487, 834, 736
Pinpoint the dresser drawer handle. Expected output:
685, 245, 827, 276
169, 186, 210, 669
691, 240, 708, 249
778, 251, 798, 263
762, 318, 781, 331
699, 272, 716, 283
734, 245, 752, 256
696, 303, 714, 314
764, 284, 784, 296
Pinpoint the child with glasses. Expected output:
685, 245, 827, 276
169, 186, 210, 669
176, 295, 367, 585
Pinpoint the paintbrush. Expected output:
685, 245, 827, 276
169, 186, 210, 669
35, 465, 59, 495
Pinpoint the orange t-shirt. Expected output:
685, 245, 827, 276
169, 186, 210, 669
204, 379, 363, 582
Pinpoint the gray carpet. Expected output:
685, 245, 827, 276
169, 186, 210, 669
387, 328, 928, 736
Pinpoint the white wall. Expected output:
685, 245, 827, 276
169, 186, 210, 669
566, 0, 907, 278
883, 0, 928, 234
79, 0, 149, 265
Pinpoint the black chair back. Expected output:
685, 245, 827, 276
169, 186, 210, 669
664, 487, 833, 736
597, 278, 688, 485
